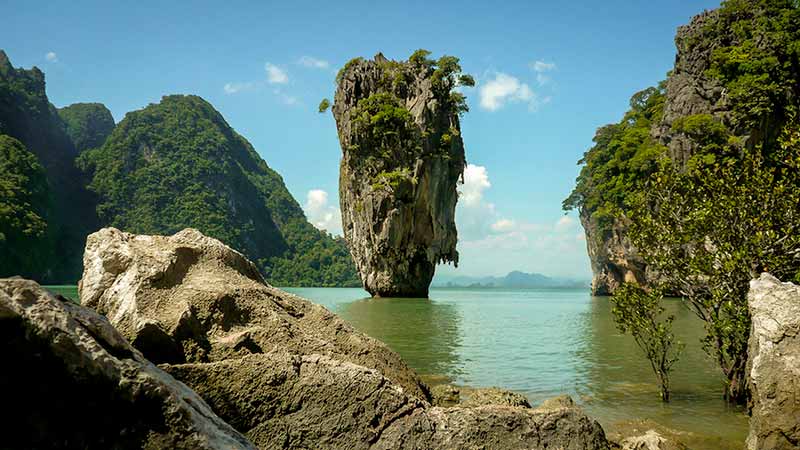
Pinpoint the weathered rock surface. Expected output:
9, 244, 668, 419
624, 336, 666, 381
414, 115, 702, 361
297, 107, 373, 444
580, 213, 650, 296
167, 353, 609, 449
0, 277, 254, 450
607, 420, 695, 450
332, 53, 465, 297
618, 430, 686, 450
651, 9, 727, 166
162, 351, 425, 449
430, 384, 532, 408
80, 226, 429, 400
746, 273, 800, 450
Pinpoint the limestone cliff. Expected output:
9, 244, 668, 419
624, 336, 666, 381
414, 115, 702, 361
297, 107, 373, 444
578, 3, 798, 295
332, 52, 468, 297
580, 213, 648, 296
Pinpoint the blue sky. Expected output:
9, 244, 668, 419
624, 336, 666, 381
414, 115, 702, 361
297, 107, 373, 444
1, 0, 721, 279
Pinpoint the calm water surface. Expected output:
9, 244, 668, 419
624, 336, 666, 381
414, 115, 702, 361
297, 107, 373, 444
49, 285, 747, 448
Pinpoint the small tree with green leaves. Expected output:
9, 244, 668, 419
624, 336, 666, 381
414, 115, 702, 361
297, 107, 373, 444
318, 98, 331, 113
611, 283, 684, 402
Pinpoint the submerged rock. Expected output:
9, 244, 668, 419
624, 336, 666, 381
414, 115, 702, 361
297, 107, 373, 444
746, 273, 800, 450
0, 277, 254, 450
332, 52, 467, 297
79, 227, 429, 400
618, 430, 686, 450
430, 384, 532, 408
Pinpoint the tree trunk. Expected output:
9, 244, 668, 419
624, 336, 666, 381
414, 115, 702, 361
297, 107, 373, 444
725, 357, 749, 404
657, 371, 671, 403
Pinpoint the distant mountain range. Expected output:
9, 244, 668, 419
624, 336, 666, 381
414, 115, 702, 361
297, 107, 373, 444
432, 271, 589, 289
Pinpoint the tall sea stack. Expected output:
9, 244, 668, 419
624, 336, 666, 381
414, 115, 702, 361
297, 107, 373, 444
332, 51, 469, 297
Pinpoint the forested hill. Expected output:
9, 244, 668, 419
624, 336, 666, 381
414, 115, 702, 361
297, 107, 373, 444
78, 95, 358, 286
58, 103, 116, 153
0, 50, 99, 282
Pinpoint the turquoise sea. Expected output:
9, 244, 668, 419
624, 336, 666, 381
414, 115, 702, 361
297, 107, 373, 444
48, 285, 748, 448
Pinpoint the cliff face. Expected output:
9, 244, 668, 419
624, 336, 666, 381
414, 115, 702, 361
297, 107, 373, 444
0, 50, 98, 283
582, 4, 795, 295
332, 53, 466, 297
580, 212, 648, 296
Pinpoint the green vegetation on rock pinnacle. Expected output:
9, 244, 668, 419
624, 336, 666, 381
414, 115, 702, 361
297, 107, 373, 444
0, 135, 51, 277
566, 0, 800, 403
79, 95, 358, 287
58, 103, 116, 152
0, 50, 98, 283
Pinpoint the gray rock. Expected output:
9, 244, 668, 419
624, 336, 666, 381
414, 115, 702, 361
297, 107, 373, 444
746, 273, 800, 450
332, 53, 465, 297
0, 277, 254, 450
619, 430, 686, 450
430, 383, 461, 406
430, 384, 532, 409
79, 227, 429, 401
460, 386, 532, 408
580, 213, 650, 296
164, 353, 608, 450
652, 9, 728, 166
538, 394, 576, 410
162, 351, 426, 449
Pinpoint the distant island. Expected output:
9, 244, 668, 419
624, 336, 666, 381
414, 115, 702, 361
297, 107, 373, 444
432, 271, 588, 289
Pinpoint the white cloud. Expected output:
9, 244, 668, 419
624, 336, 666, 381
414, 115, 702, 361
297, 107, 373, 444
223, 82, 255, 94
491, 219, 517, 233
297, 56, 329, 69
531, 60, 556, 73
531, 60, 557, 86
265, 63, 289, 84
479, 73, 536, 111
304, 189, 342, 236
272, 88, 299, 106
45, 52, 58, 63
456, 164, 496, 241
554, 215, 576, 232
460, 164, 491, 207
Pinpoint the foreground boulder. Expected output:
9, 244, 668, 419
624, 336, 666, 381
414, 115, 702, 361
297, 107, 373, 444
80, 227, 429, 400
332, 52, 467, 297
746, 273, 800, 450
81, 227, 610, 449
0, 278, 254, 450
165, 353, 608, 449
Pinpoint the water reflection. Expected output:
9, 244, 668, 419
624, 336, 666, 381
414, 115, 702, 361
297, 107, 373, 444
575, 296, 748, 447
340, 296, 463, 379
